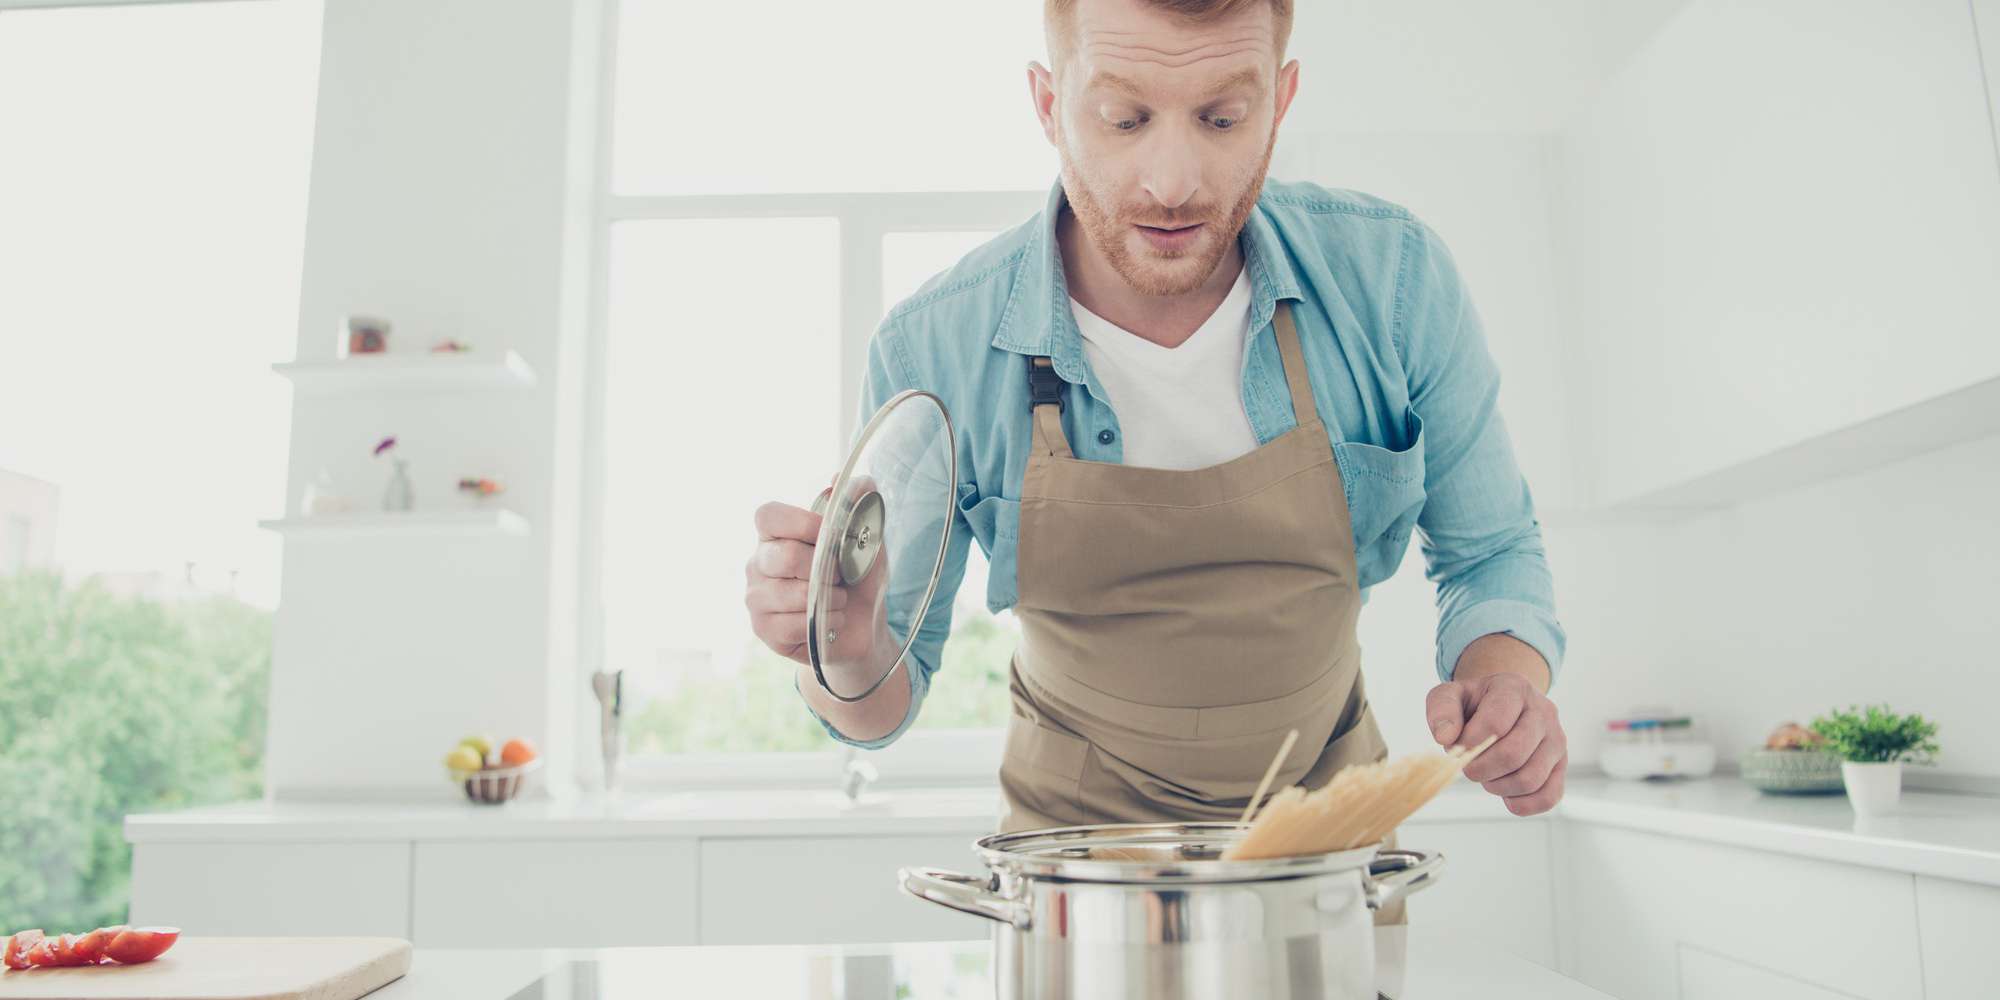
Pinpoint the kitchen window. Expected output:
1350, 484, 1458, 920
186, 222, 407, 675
0, 0, 319, 931
584, 0, 1056, 783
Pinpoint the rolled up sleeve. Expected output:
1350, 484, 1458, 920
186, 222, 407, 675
1396, 220, 1567, 684
799, 325, 971, 749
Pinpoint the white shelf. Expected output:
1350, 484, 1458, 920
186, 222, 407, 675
259, 509, 531, 539
1607, 373, 2000, 512
273, 350, 537, 393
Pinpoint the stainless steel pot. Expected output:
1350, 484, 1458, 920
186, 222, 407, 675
900, 822, 1440, 1000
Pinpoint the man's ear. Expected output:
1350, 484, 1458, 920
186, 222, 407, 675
1027, 61, 1059, 146
1272, 58, 1300, 132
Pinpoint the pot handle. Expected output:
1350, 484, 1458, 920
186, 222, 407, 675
898, 867, 1033, 930
1364, 848, 1445, 911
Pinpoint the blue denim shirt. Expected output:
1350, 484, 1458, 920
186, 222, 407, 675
824, 178, 1564, 749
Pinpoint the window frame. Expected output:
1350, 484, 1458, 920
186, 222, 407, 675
578, 0, 1044, 790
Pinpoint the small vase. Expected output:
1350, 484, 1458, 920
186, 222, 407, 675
1841, 760, 1902, 814
383, 458, 416, 512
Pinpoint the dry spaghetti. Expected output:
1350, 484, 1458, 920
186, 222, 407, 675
1221, 735, 1498, 862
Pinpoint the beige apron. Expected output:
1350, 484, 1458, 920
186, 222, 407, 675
1000, 301, 1400, 920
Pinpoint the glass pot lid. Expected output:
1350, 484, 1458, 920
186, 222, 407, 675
805, 389, 956, 702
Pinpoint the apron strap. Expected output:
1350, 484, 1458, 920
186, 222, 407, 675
1027, 357, 1075, 459
1272, 302, 1321, 428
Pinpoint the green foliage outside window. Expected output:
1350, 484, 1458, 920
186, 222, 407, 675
0, 572, 271, 932
624, 607, 1017, 754
0, 572, 1010, 929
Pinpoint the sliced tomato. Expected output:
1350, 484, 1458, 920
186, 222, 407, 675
23, 936, 61, 968
71, 925, 125, 965
3, 930, 43, 970
47, 935, 92, 968
102, 927, 179, 965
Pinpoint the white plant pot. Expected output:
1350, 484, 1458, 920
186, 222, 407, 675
1841, 761, 1903, 814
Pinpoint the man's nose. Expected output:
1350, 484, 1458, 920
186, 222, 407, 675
1138, 131, 1202, 210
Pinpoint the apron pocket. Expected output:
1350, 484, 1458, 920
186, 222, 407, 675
1300, 710, 1390, 789
1001, 708, 1088, 819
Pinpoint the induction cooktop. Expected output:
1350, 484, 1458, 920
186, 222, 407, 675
502, 952, 1395, 1000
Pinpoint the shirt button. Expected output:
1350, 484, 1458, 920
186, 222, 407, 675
1097, 429, 1116, 445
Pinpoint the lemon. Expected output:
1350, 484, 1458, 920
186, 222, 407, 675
444, 746, 484, 773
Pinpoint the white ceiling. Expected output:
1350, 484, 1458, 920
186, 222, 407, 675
1284, 0, 1693, 133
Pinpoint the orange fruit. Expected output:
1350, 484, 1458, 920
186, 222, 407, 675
500, 738, 538, 767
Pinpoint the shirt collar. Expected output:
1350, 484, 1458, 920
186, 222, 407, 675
991, 177, 1304, 382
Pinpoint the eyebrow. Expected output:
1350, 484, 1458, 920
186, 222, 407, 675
1087, 66, 1266, 102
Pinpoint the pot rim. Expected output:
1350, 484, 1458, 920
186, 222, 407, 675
976, 821, 1385, 885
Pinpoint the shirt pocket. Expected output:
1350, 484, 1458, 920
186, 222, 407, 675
1334, 407, 1427, 574
956, 485, 1020, 610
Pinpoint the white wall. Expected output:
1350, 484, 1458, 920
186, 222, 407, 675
1550, 0, 2000, 506
1523, 0, 2000, 778
1555, 433, 2000, 777
266, 0, 600, 798
1300, 0, 2000, 783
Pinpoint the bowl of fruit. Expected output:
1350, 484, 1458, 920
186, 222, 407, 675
1740, 721, 1844, 794
444, 735, 541, 804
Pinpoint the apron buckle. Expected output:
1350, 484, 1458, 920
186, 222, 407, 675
1027, 357, 1066, 411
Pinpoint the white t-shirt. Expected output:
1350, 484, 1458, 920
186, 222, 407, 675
1071, 266, 1261, 471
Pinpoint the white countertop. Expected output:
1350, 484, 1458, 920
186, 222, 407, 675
358, 927, 1611, 1000
1560, 775, 2000, 886
123, 781, 1516, 843
125, 775, 2000, 886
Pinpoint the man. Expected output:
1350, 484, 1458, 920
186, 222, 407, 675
745, 0, 1567, 833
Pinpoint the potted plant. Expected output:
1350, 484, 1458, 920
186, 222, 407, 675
1809, 705, 1939, 814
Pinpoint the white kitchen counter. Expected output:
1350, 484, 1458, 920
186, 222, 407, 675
126, 776, 2000, 889
358, 927, 1612, 1000
1560, 775, 2000, 887
123, 781, 1520, 843
124, 786, 1006, 842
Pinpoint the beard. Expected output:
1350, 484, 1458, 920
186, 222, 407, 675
1058, 130, 1276, 297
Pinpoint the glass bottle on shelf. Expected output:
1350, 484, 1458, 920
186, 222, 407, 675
383, 458, 415, 512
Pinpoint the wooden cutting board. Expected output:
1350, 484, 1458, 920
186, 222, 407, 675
0, 937, 410, 1000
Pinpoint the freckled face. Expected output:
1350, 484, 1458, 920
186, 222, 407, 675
1052, 0, 1283, 296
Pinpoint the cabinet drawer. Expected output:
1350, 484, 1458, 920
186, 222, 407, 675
1678, 946, 1854, 1000
1915, 876, 2000, 998
1563, 825, 1922, 1000
699, 835, 987, 945
130, 842, 410, 937
412, 838, 698, 947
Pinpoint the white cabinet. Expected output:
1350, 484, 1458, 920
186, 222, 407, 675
1914, 875, 2000, 998
411, 838, 699, 947
698, 835, 987, 945
1978, 1, 2000, 150
1677, 947, 1856, 1000
1398, 819, 1556, 967
1560, 825, 1923, 1000
129, 842, 411, 938
1554, 0, 2000, 506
